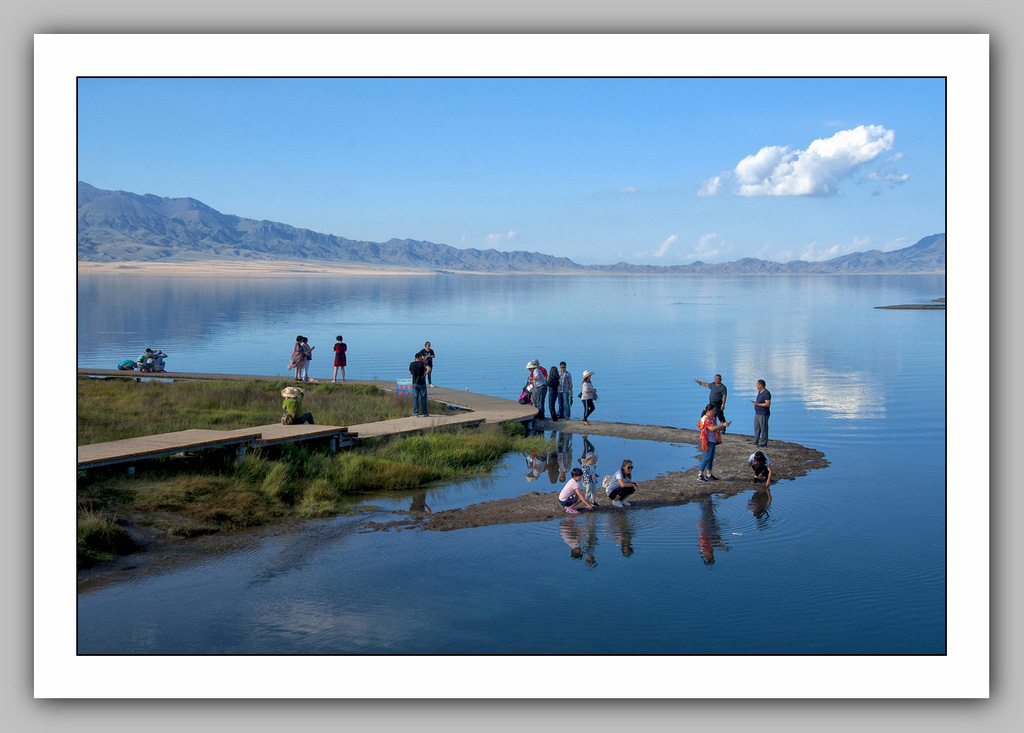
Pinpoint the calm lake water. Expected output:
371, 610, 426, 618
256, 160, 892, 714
76, 273, 946, 654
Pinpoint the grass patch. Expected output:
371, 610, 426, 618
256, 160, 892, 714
77, 378, 544, 566
77, 377, 455, 444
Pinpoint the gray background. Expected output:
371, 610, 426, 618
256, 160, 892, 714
6, 0, 1017, 728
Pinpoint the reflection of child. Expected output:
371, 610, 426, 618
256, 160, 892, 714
748, 451, 772, 489
558, 468, 593, 514
580, 452, 600, 505
559, 518, 583, 559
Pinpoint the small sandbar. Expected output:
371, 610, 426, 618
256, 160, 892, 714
362, 419, 828, 533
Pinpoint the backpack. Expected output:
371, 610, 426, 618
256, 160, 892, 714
602, 475, 614, 490
281, 413, 296, 425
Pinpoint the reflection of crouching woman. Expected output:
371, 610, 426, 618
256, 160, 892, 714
558, 468, 594, 514
748, 451, 772, 489
281, 386, 315, 425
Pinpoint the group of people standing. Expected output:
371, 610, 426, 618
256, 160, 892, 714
525, 361, 597, 425
692, 374, 773, 489
407, 341, 436, 417
287, 335, 348, 383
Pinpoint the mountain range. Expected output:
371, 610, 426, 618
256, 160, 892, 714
77, 182, 945, 274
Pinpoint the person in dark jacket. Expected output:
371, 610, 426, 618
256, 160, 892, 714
546, 366, 561, 421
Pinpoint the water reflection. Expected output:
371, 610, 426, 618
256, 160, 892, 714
581, 513, 599, 568
409, 490, 432, 514
608, 510, 635, 557
559, 517, 583, 560
748, 488, 773, 531
696, 499, 731, 566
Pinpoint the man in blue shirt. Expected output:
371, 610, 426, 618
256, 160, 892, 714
752, 379, 772, 447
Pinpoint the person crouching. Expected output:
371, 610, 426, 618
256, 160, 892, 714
558, 467, 594, 514
748, 450, 772, 489
281, 386, 315, 425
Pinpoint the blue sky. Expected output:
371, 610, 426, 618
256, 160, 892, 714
78, 77, 945, 265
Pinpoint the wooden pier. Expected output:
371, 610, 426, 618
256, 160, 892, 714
76, 371, 538, 471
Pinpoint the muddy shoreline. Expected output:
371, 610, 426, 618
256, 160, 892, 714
363, 419, 828, 532
77, 419, 827, 589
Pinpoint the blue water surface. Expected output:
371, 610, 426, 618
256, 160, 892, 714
77, 273, 945, 654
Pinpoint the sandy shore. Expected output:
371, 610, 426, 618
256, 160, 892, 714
77, 260, 437, 277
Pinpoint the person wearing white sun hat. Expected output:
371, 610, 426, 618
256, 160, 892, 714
579, 370, 597, 425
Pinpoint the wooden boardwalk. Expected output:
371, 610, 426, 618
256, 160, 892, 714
77, 372, 538, 471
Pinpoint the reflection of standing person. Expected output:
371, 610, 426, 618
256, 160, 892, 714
694, 374, 727, 425
752, 379, 772, 447
409, 353, 429, 417
557, 362, 573, 419
697, 403, 730, 482
288, 335, 306, 381
525, 452, 546, 482
409, 491, 432, 514
556, 430, 573, 482
697, 499, 729, 565
332, 335, 347, 382
580, 370, 597, 425
546, 366, 561, 421
418, 341, 435, 386
606, 459, 639, 507
526, 360, 547, 419
748, 451, 773, 489
558, 468, 594, 514
580, 513, 599, 567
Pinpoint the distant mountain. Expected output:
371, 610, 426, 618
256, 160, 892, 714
77, 182, 945, 274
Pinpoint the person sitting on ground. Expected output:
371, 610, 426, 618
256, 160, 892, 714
281, 386, 315, 425
558, 467, 594, 514
606, 459, 639, 507
748, 450, 772, 490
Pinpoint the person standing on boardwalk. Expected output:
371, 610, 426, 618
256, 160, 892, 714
280, 386, 315, 425
694, 374, 728, 425
697, 403, 730, 482
526, 360, 548, 419
418, 341, 436, 386
545, 365, 561, 421
288, 335, 307, 381
332, 335, 347, 382
752, 379, 772, 447
557, 361, 573, 419
409, 352, 429, 417
580, 370, 597, 425
300, 337, 314, 382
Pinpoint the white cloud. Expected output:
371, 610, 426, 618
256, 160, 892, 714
485, 230, 517, 246
697, 174, 727, 197
653, 234, 677, 258
617, 186, 638, 194
799, 241, 843, 261
707, 125, 898, 197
